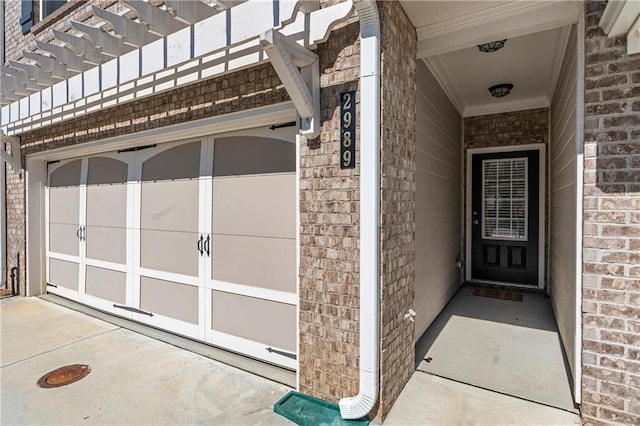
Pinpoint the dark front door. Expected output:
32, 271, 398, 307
471, 150, 539, 285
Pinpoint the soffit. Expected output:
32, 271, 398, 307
400, 0, 578, 117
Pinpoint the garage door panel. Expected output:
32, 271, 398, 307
86, 185, 127, 228
140, 276, 199, 324
49, 159, 82, 188
87, 157, 128, 185
86, 226, 127, 264
212, 291, 296, 352
212, 173, 296, 239
212, 235, 295, 293
213, 137, 295, 177
141, 180, 199, 233
140, 230, 199, 277
142, 141, 201, 182
49, 224, 80, 256
85, 266, 126, 304
49, 258, 79, 290
49, 187, 80, 225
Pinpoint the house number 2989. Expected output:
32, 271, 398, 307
340, 90, 356, 169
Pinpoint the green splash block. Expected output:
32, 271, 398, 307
274, 391, 370, 426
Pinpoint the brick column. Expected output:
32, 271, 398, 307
581, 1, 640, 424
377, 1, 417, 418
298, 21, 362, 401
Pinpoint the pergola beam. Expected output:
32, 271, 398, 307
163, 0, 218, 24
122, 0, 188, 36
22, 51, 75, 79
35, 41, 93, 73
8, 60, 59, 86
92, 5, 160, 47
70, 20, 136, 57
53, 29, 109, 65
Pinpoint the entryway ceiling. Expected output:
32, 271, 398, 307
400, 1, 581, 117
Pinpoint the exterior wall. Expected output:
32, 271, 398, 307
414, 60, 462, 340
581, 1, 640, 424
377, 1, 417, 418
297, 20, 362, 401
463, 107, 550, 283
549, 24, 579, 388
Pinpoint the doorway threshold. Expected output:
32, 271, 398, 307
466, 280, 547, 295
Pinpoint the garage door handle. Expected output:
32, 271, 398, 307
204, 235, 210, 257
197, 235, 204, 255
77, 227, 82, 240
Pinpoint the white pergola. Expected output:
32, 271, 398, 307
1, 0, 355, 162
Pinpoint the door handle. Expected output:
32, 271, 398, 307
197, 235, 204, 255
81, 226, 86, 241
77, 227, 82, 240
473, 219, 479, 225
204, 235, 210, 257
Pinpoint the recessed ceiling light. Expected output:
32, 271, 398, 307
488, 84, 514, 98
478, 39, 507, 53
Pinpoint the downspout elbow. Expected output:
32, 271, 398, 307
338, 0, 380, 420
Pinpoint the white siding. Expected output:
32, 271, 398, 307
415, 61, 463, 340
549, 25, 578, 382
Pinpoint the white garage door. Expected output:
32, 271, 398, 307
46, 127, 298, 369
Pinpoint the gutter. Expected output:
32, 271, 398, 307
339, 0, 381, 420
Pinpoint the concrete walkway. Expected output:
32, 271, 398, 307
383, 372, 581, 425
1, 297, 292, 425
1, 296, 582, 425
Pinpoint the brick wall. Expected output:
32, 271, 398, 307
376, 1, 416, 419
464, 108, 549, 149
298, 20, 362, 401
581, 1, 640, 424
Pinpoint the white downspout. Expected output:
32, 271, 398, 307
339, 0, 380, 420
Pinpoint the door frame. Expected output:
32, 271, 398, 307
465, 143, 546, 289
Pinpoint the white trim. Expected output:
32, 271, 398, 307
573, 12, 585, 406
416, 1, 581, 58
416, 1, 563, 40
600, 0, 640, 37
548, 25, 572, 104
422, 57, 464, 115
464, 96, 550, 118
28, 102, 296, 161
26, 158, 47, 296
465, 143, 546, 289
206, 281, 297, 306
208, 330, 297, 370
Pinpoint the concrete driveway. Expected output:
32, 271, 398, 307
1, 297, 292, 425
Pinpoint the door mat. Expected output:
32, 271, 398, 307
472, 285, 523, 302
274, 391, 369, 426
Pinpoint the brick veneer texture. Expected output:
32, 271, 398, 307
297, 19, 361, 401
375, 1, 416, 419
581, 2, 640, 425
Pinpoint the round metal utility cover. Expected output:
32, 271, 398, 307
37, 364, 91, 388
